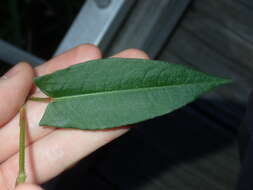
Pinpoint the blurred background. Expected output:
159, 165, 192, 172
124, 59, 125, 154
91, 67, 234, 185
0, 0, 83, 59
1, 0, 253, 189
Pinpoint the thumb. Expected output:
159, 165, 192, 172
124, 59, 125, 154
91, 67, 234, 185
15, 184, 44, 190
0, 62, 34, 126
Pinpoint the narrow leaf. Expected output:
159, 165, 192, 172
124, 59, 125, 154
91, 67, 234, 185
34, 58, 231, 130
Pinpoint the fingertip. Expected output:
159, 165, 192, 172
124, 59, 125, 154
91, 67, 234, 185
75, 44, 102, 57
15, 184, 44, 190
74, 44, 102, 62
112, 48, 150, 59
18, 61, 33, 69
18, 62, 34, 79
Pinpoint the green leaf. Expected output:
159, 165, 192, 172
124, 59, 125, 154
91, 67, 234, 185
34, 58, 231, 130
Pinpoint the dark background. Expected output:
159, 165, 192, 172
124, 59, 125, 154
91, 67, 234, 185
0, 0, 84, 59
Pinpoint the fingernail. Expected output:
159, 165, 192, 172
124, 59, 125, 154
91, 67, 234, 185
1, 63, 21, 80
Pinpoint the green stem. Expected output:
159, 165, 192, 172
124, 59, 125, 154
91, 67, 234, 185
29, 96, 52, 102
16, 105, 27, 185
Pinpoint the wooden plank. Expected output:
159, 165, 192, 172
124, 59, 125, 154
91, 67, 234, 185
191, 0, 253, 71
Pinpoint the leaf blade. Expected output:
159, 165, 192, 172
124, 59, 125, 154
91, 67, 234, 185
35, 58, 231, 130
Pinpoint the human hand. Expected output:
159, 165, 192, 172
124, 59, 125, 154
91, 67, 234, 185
0, 44, 149, 190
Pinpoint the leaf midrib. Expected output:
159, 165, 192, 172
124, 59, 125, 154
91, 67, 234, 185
53, 80, 223, 101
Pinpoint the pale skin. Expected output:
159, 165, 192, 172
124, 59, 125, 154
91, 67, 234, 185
0, 44, 149, 190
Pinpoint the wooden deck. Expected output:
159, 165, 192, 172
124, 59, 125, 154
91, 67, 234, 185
44, 0, 253, 189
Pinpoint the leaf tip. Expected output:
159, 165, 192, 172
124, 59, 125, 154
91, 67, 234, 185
217, 78, 233, 86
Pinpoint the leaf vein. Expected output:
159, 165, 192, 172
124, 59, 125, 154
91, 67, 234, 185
54, 80, 222, 101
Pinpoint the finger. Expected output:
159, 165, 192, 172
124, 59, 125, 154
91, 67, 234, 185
35, 44, 102, 76
15, 184, 44, 190
0, 62, 34, 126
0, 49, 150, 188
0, 45, 102, 163
111, 48, 150, 59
